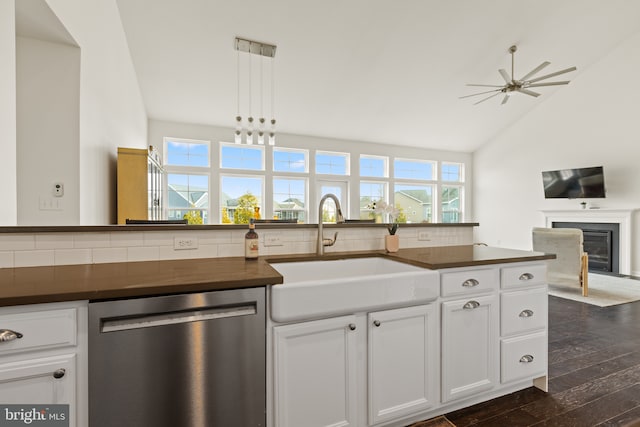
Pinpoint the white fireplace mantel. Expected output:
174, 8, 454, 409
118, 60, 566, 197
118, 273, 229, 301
541, 209, 636, 275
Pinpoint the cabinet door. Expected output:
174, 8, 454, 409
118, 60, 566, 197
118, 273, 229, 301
273, 316, 358, 427
442, 294, 499, 402
0, 354, 76, 426
368, 304, 438, 425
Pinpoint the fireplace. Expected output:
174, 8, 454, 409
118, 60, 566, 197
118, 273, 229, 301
552, 222, 619, 273
541, 209, 635, 276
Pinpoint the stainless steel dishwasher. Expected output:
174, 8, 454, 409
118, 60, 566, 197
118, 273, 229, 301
88, 287, 265, 427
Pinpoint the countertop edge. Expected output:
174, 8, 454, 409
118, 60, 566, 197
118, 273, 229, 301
0, 246, 552, 307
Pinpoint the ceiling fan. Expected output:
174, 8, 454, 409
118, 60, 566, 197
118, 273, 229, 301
461, 45, 577, 105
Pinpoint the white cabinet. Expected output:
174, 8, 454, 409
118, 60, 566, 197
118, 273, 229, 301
0, 353, 75, 404
368, 305, 438, 424
441, 294, 499, 402
273, 315, 358, 427
499, 263, 548, 389
0, 302, 87, 427
272, 304, 438, 427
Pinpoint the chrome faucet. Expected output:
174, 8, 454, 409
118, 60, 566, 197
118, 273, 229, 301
317, 193, 345, 255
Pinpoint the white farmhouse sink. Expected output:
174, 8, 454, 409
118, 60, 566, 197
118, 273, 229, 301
269, 257, 439, 322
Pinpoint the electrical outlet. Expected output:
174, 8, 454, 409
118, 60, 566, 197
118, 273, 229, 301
264, 232, 283, 247
418, 231, 430, 241
174, 236, 198, 250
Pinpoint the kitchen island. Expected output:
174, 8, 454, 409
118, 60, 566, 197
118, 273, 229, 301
0, 245, 554, 427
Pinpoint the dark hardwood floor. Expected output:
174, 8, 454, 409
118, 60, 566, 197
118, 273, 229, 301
438, 295, 640, 426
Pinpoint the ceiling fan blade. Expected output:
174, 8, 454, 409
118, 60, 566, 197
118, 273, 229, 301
527, 66, 577, 84
519, 61, 551, 81
473, 91, 502, 105
498, 69, 511, 84
517, 88, 541, 97
466, 84, 505, 88
526, 81, 570, 88
459, 88, 502, 99
501, 94, 510, 105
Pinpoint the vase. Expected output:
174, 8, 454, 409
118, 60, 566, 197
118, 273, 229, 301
385, 234, 399, 253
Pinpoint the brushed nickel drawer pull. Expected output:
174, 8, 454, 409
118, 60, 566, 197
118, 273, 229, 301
519, 309, 534, 318
0, 329, 23, 342
53, 368, 66, 379
348, 323, 356, 331
373, 320, 381, 327
463, 301, 480, 310
462, 279, 480, 288
519, 355, 534, 363
519, 273, 534, 281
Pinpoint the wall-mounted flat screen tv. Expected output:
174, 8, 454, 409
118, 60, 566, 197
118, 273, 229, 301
542, 166, 606, 199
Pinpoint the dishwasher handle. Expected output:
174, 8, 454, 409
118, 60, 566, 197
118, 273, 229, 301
100, 303, 257, 333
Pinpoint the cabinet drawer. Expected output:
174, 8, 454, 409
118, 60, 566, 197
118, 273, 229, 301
501, 288, 548, 336
0, 308, 77, 355
441, 268, 498, 297
501, 332, 547, 384
501, 264, 547, 289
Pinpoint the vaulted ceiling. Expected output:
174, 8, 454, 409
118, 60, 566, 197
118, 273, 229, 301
116, 0, 640, 152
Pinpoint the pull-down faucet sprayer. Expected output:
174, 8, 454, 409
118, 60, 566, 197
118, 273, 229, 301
317, 194, 345, 255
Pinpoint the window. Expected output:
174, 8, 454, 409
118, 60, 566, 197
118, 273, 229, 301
164, 137, 467, 224
441, 186, 462, 223
273, 148, 308, 173
316, 151, 349, 175
359, 181, 386, 219
394, 159, 435, 180
164, 138, 211, 223
220, 144, 264, 170
442, 162, 463, 182
317, 181, 347, 223
166, 173, 209, 223
165, 138, 210, 167
220, 175, 264, 224
394, 184, 434, 223
273, 178, 307, 222
360, 155, 388, 178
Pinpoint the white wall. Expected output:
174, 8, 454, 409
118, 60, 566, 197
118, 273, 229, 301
44, 0, 148, 224
474, 30, 640, 275
16, 36, 80, 225
149, 119, 473, 223
0, 0, 17, 225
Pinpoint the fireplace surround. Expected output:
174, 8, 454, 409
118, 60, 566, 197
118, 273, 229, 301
541, 209, 635, 275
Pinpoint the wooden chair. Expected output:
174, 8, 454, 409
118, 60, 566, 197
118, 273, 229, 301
532, 227, 589, 296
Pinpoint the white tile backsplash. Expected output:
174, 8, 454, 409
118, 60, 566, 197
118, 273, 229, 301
73, 232, 110, 249
54, 249, 93, 266
14, 250, 55, 267
92, 247, 128, 264
35, 234, 75, 250
0, 234, 35, 251
127, 246, 161, 262
0, 225, 474, 268
0, 252, 13, 268
109, 232, 144, 247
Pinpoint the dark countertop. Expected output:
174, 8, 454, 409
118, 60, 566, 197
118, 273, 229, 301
0, 245, 553, 307
0, 222, 479, 233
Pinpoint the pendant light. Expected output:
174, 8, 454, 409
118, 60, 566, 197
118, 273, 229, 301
234, 37, 277, 145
